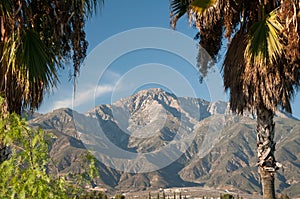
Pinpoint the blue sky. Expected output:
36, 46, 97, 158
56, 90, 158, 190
38, 0, 300, 119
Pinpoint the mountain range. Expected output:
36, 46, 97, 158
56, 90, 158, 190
28, 88, 300, 197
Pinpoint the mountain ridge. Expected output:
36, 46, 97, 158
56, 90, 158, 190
28, 88, 300, 197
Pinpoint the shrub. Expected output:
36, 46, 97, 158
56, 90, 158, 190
0, 110, 68, 198
0, 97, 100, 198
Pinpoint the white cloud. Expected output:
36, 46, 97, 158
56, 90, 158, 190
38, 69, 122, 113
39, 84, 114, 114
53, 84, 114, 110
73, 84, 114, 107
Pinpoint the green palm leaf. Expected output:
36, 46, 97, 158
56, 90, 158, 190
16, 29, 58, 88
245, 8, 283, 66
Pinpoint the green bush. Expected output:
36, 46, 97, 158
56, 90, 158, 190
0, 110, 68, 198
0, 97, 100, 198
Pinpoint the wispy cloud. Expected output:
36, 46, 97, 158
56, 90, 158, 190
39, 70, 122, 113
74, 84, 114, 107
39, 84, 115, 113
51, 84, 114, 111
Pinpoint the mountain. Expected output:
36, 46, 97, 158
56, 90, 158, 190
28, 88, 300, 197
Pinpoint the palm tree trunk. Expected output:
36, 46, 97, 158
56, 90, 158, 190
256, 105, 280, 199
259, 167, 275, 199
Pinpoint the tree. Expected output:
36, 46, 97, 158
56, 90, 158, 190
0, 0, 102, 115
0, 0, 102, 165
170, 0, 300, 198
0, 96, 101, 198
0, 101, 68, 198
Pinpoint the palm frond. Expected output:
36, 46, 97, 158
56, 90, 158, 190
280, 0, 299, 64
170, 0, 217, 29
170, 0, 190, 29
223, 31, 248, 113
225, 5, 300, 113
16, 29, 58, 88
0, 0, 102, 114
1, 29, 58, 112
84, 0, 104, 16
245, 8, 283, 67
190, 0, 217, 15
0, 0, 13, 16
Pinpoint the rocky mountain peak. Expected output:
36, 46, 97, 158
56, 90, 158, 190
133, 88, 167, 96
86, 89, 174, 116
116, 88, 176, 107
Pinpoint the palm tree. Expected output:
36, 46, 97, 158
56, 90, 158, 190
0, 0, 102, 115
170, 0, 300, 198
0, 0, 102, 162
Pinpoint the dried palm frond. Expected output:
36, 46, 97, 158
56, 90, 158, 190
280, 0, 300, 64
223, 31, 248, 113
